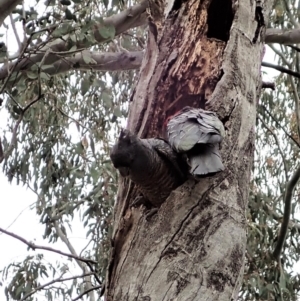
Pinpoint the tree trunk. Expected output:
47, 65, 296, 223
106, 0, 273, 300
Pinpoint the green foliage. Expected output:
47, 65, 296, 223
2, 254, 52, 301
0, 0, 140, 299
241, 1, 300, 299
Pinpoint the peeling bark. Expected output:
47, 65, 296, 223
106, 0, 274, 300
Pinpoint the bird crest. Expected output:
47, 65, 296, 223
119, 128, 136, 144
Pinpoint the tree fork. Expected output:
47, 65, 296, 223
106, 0, 273, 300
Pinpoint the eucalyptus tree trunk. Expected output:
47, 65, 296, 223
105, 0, 273, 300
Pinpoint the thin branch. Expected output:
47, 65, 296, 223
0, 92, 44, 164
9, 13, 21, 50
23, 93, 44, 113
0, 35, 32, 94
56, 106, 91, 132
85, 261, 102, 286
25, 185, 102, 289
0, 137, 3, 158
41, 50, 143, 75
122, 32, 145, 49
21, 1, 26, 43
3, 202, 34, 231
287, 44, 300, 52
71, 285, 102, 301
37, 48, 51, 97
100, 283, 105, 297
273, 165, 300, 261
289, 77, 300, 141
268, 44, 292, 69
20, 272, 98, 301
263, 203, 300, 231
0, 50, 143, 82
53, 222, 89, 268
267, 45, 300, 143
53, 221, 96, 301
258, 115, 288, 181
260, 104, 300, 149
0, 114, 23, 163
0, 0, 22, 26
261, 61, 300, 79
0, 0, 147, 83
0, 227, 97, 264
0, 34, 32, 95
261, 81, 275, 90
282, 0, 299, 29
5, 89, 22, 109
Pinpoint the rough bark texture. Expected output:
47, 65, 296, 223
106, 0, 273, 300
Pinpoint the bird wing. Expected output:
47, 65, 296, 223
147, 138, 187, 179
167, 108, 225, 152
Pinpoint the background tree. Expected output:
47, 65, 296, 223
1, 0, 300, 300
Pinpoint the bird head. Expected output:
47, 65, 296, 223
110, 128, 137, 177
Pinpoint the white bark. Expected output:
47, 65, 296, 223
265, 28, 300, 44
0, 51, 143, 79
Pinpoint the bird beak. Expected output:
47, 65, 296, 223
118, 167, 130, 177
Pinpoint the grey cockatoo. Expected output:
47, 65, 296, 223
110, 129, 187, 208
166, 106, 225, 176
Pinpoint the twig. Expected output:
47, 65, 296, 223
261, 81, 275, 90
273, 164, 300, 261
263, 203, 300, 231
258, 115, 288, 181
0, 227, 97, 264
260, 104, 300, 149
22, 183, 102, 288
122, 32, 145, 49
53, 222, 96, 301
287, 44, 300, 52
37, 47, 87, 56
23, 93, 44, 113
9, 14, 21, 50
20, 272, 97, 301
0, 114, 23, 163
269, 44, 290, 67
56, 106, 91, 132
100, 281, 105, 297
261, 62, 300, 79
282, 0, 299, 29
0, 93, 44, 164
289, 77, 300, 143
3, 202, 34, 232
0, 137, 3, 158
85, 261, 102, 286
37, 48, 51, 96
5, 89, 23, 109
71, 285, 102, 301
0, 35, 32, 95
0, 30, 47, 164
